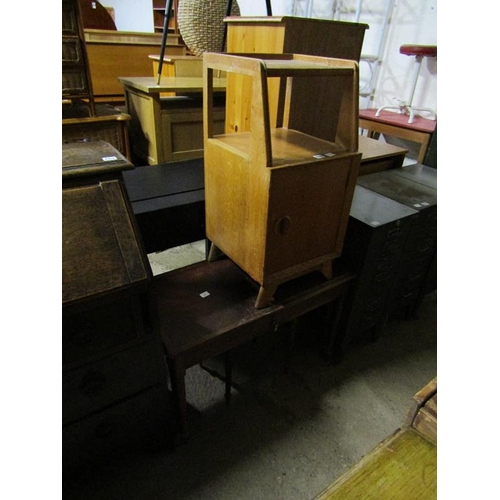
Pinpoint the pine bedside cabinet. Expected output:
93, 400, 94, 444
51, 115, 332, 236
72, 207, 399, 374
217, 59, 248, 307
203, 53, 361, 308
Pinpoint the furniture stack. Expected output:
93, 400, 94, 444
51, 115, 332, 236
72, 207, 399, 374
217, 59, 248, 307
62, 141, 173, 466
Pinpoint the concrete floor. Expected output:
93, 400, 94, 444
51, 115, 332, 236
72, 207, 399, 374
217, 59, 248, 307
63, 241, 437, 500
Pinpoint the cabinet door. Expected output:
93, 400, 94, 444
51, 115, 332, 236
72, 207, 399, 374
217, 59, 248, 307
265, 156, 357, 275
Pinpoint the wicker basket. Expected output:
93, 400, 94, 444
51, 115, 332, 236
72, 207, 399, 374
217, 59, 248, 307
177, 0, 240, 56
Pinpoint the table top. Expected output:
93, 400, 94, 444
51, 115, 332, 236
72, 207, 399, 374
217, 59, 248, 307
389, 164, 437, 190
350, 185, 418, 226
359, 108, 436, 134
118, 76, 226, 94
148, 55, 202, 62
358, 135, 407, 160
62, 140, 133, 179
152, 258, 354, 362
357, 169, 437, 210
123, 158, 205, 214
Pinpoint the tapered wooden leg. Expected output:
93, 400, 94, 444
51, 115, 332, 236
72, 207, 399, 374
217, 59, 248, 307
320, 261, 333, 280
255, 284, 277, 309
207, 242, 224, 262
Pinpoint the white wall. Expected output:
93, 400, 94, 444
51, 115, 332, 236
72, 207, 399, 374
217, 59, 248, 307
103, 0, 154, 32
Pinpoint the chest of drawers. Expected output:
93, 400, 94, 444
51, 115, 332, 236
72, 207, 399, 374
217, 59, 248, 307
62, 141, 173, 467
338, 186, 418, 351
357, 165, 437, 318
337, 165, 437, 355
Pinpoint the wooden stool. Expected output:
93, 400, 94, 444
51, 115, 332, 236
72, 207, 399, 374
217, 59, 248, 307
376, 44, 437, 124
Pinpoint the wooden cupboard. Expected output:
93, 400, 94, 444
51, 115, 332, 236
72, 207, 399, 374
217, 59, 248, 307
224, 15, 368, 135
203, 53, 361, 308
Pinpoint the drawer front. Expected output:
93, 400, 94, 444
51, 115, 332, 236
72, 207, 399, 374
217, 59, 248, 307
62, 0, 77, 34
63, 338, 165, 425
62, 37, 82, 64
63, 385, 174, 468
62, 68, 88, 94
342, 217, 414, 340
63, 296, 144, 365
391, 209, 437, 307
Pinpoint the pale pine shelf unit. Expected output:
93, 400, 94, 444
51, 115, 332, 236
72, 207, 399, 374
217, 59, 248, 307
203, 53, 361, 308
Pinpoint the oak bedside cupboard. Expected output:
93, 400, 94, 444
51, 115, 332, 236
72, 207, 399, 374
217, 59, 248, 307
203, 53, 361, 308
62, 141, 173, 467
223, 15, 368, 136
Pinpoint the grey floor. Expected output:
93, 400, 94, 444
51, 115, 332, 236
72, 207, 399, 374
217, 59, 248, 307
64, 241, 437, 500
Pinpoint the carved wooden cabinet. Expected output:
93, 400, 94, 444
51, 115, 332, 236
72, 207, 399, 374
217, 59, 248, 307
62, 141, 173, 467
203, 53, 361, 308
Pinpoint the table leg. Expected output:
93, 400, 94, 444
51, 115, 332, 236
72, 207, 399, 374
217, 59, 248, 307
168, 358, 189, 439
326, 285, 348, 363
284, 319, 297, 374
224, 351, 232, 405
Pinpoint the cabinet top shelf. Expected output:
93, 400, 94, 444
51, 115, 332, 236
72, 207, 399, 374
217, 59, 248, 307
204, 53, 357, 78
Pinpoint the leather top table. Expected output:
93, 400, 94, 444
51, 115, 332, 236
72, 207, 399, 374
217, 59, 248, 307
359, 108, 436, 163
151, 257, 355, 437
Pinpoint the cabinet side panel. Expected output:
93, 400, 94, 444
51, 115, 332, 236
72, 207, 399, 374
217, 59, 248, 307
126, 90, 160, 165
205, 141, 268, 282
225, 24, 285, 134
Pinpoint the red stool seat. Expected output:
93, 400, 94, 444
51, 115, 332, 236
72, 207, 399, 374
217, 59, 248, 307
400, 45, 437, 58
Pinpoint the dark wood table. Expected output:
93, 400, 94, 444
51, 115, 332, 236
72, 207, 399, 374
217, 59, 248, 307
123, 158, 205, 254
152, 257, 355, 437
